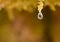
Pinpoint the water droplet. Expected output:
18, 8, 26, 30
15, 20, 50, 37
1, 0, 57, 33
38, 11, 43, 20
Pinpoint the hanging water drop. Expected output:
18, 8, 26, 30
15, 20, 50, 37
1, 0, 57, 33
37, 0, 44, 20
38, 11, 43, 20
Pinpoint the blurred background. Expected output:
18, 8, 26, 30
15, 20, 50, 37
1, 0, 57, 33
0, 0, 60, 42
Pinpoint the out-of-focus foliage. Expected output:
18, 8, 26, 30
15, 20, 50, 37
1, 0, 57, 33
0, 0, 38, 20
38, 0, 60, 11
0, 0, 60, 11
0, 0, 60, 20
44, 0, 60, 11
